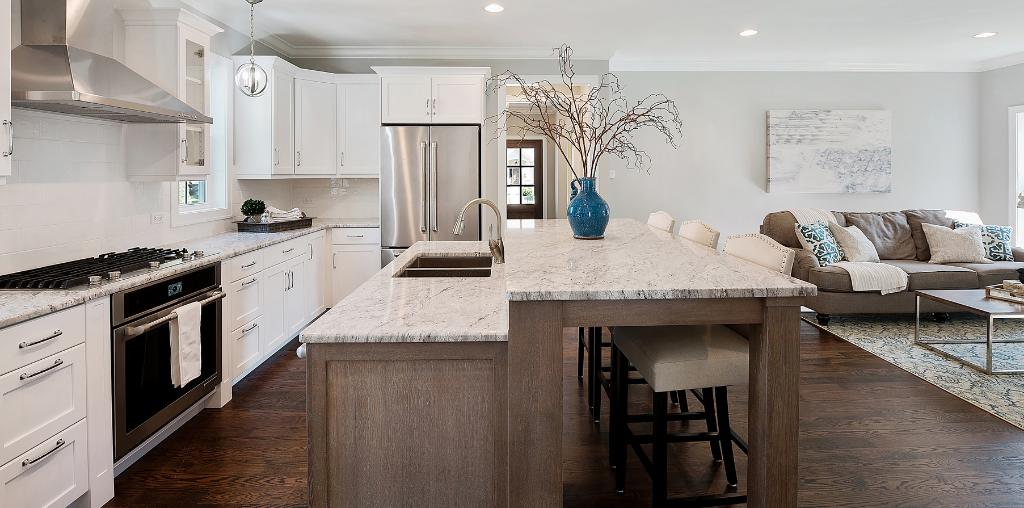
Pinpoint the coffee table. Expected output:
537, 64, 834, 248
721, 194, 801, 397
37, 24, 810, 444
915, 289, 1024, 374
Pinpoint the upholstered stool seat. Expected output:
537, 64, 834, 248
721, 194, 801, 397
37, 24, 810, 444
612, 324, 749, 393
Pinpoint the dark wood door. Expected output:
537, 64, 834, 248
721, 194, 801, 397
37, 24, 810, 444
506, 140, 544, 220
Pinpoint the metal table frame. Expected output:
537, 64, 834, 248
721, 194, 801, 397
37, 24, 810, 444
914, 292, 1024, 374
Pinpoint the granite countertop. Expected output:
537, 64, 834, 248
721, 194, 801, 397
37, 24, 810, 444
0, 217, 380, 329
503, 219, 817, 301
300, 241, 508, 344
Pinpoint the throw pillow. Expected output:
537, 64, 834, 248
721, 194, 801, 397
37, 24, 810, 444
953, 220, 1013, 261
921, 223, 993, 264
795, 222, 845, 266
827, 223, 880, 263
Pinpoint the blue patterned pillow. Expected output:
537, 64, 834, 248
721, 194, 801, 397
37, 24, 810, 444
953, 221, 1013, 261
795, 222, 845, 266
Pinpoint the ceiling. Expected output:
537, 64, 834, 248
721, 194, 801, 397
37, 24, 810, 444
183, 0, 1024, 72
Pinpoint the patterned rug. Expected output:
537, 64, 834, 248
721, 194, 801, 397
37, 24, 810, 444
803, 312, 1024, 430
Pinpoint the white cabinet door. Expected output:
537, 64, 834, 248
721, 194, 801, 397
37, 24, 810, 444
338, 82, 381, 176
294, 78, 338, 175
0, 419, 88, 508
261, 263, 287, 362
272, 70, 295, 175
0, 0, 11, 184
305, 234, 326, 320
280, 258, 306, 346
230, 317, 262, 380
331, 245, 380, 306
431, 77, 484, 124
380, 77, 432, 124
228, 272, 263, 332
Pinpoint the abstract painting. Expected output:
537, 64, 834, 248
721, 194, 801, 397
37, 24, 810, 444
767, 110, 892, 193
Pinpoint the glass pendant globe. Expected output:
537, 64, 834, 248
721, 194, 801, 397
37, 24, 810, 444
235, 62, 268, 97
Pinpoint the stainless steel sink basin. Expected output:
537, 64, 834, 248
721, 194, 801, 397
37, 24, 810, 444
394, 255, 493, 278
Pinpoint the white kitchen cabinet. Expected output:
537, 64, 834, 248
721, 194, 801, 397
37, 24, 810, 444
0, 0, 11, 185
120, 8, 224, 181
0, 305, 85, 379
305, 232, 327, 321
331, 245, 379, 306
294, 76, 337, 175
337, 78, 381, 177
230, 317, 262, 380
376, 68, 489, 125
260, 262, 287, 370
234, 56, 299, 179
0, 419, 89, 508
228, 272, 263, 332
280, 257, 306, 348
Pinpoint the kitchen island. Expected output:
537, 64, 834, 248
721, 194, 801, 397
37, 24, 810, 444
302, 219, 816, 508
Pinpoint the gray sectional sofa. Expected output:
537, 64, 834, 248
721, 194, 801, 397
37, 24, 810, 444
760, 210, 1024, 325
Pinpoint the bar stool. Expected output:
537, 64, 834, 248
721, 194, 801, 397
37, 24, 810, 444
609, 233, 795, 506
677, 220, 721, 249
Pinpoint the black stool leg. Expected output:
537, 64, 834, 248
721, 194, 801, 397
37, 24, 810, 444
652, 391, 668, 507
670, 391, 678, 404
587, 328, 596, 410
714, 386, 739, 487
577, 327, 585, 379
612, 344, 628, 491
678, 391, 689, 413
702, 387, 722, 461
592, 327, 603, 423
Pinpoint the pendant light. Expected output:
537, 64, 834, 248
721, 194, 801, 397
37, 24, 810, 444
235, 0, 268, 97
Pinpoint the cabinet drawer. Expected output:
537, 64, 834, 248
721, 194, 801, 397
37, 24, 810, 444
0, 306, 85, 377
332, 227, 380, 245
231, 317, 263, 380
264, 236, 306, 268
0, 344, 87, 467
0, 419, 89, 508
229, 272, 263, 331
226, 250, 265, 283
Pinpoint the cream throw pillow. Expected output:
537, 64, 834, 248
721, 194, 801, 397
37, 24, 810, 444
827, 223, 880, 262
921, 223, 993, 264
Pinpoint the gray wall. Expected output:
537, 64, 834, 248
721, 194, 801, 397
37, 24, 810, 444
606, 71, 981, 241
979, 62, 1024, 227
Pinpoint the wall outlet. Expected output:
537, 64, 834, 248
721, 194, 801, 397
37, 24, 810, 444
304, 197, 316, 204
609, 170, 617, 179
150, 213, 166, 225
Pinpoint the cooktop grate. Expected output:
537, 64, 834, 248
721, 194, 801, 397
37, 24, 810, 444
0, 247, 187, 290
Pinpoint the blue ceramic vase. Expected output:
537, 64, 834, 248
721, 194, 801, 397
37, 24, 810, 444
567, 177, 610, 239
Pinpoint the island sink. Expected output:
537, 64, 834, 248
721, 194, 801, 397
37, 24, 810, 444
394, 255, 493, 278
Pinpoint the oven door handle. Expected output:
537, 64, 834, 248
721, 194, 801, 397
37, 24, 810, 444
123, 291, 226, 337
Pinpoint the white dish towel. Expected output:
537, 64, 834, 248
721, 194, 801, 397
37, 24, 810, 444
169, 301, 203, 388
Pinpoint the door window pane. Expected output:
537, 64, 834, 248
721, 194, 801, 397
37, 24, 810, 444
521, 166, 534, 185
521, 148, 535, 166
506, 187, 520, 205
506, 148, 520, 166
521, 186, 535, 204
507, 167, 520, 185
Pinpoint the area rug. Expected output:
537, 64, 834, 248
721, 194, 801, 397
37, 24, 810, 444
802, 312, 1024, 430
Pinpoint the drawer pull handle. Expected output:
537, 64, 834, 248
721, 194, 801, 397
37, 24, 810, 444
241, 278, 258, 287
347, 234, 364, 238
241, 261, 258, 269
19, 330, 62, 349
22, 439, 65, 467
282, 248, 295, 254
20, 359, 64, 380
242, 322, 259, 334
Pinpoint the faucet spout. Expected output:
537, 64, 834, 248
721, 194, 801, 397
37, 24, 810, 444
454, 198, 505, 264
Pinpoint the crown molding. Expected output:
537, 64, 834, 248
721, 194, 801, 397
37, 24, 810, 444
264, 40, 567, 60
608, 59, 984, 73
979, 51, 1024, 72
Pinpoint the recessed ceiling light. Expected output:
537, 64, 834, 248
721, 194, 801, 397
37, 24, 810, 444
484, 4, 504, 12
739, 30, 758, 37
974, 32, 997, 38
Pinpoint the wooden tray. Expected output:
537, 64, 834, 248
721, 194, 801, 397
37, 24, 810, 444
235, 217, 314, 233
985, 284, 1024, 305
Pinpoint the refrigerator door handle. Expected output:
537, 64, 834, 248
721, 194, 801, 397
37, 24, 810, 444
420, 141, 428, 233
430, 141, 438, 232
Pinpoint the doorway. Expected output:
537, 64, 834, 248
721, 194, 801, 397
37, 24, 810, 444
506, 139, 544, 219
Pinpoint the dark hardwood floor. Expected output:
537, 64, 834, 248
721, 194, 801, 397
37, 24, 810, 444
106, 323, 1024, 507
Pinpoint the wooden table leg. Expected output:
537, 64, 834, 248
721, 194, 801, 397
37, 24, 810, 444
746, 298, 801, 508
507, 300, 563, 508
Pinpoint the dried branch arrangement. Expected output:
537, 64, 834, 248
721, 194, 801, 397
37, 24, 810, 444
491, 45, 683, 181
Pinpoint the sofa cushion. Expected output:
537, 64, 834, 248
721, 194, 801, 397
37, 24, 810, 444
808, 259, 979, 293
828, 223, 880, 262
842, 212, 917, 260
922, 223, 992, 264
903, 210, 954, 261
949, 261, 1024, 288
953, 222, 1014, 261
760, 211, 845, 249
795, 222, 844, 265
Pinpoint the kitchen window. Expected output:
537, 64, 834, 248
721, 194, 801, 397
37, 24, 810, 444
179, 181, 207, 206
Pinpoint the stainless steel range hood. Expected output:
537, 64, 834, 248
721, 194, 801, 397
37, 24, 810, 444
11, 0, 213, 124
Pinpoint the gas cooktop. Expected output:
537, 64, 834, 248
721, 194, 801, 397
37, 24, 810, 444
0, 247, 207, 290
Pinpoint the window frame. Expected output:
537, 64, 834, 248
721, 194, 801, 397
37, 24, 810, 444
1010, 105, 1024, 247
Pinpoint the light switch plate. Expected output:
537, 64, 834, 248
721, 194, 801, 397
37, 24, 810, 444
609, 170, 616, 179
151, 213, 166, 225
304, 197, 316, 204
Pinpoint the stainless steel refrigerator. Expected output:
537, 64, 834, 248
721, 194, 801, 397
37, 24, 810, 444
380, 125, 481, 266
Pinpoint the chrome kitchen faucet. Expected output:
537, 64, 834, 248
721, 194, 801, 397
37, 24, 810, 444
454, 198, 504, 264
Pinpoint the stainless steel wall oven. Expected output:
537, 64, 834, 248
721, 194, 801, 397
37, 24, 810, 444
111, 264, 223, 460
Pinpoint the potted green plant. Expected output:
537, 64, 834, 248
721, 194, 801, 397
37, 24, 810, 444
241, 199, 266, 223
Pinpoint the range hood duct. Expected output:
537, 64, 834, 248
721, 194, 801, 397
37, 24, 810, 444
11, 0, 213, 124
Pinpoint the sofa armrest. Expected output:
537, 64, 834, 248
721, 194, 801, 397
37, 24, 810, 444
1014, 247, 1024, 263
791, 249, 820, 282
